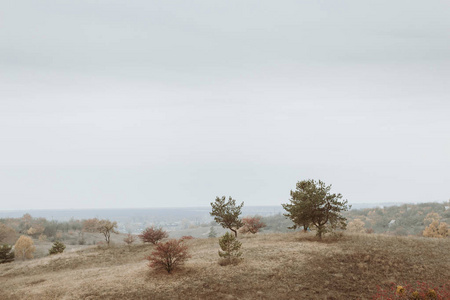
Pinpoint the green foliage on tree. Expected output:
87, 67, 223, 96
48, 241, 66, 255
0, 244, 14, 264
282, 179, 350, 239
210, 196, 244, 237
218, 232, 242, 265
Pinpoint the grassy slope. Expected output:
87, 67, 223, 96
0, 233, 449, 300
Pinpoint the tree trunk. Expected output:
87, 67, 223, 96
231, 229, 237, 237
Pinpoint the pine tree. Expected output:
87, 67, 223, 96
49, 241, 66, 255
210, 196, 244, 237
218, 232, 242, 265
283, 179, 350, 239
208, 226, 217, 238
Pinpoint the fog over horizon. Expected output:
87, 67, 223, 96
1, 0, 449, 210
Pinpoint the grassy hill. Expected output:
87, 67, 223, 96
1, 232, 449, 300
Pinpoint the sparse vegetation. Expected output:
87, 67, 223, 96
146, 238, 190, 274
139, 226, 168, 244
218, 232, 242, 265
0, 231, 448, 299
373, 281, 450, 299
210, 196, 244, 237
123, 233, 136, 246
48, 241, 66, 255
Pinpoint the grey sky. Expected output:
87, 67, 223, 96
1, 0, 449, 209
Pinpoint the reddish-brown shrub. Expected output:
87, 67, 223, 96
180, 235, 194, 240
239, 216, 266, 234
139, 226, 168, 244
146, 239, 190, 273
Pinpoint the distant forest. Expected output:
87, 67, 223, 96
262, 201, 450, 236
1, 201, 449, 249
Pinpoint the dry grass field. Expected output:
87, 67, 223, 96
1, 232, 449, 300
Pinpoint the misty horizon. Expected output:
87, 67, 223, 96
1, 0, 449, 210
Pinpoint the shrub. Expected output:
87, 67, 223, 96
139, 226, 168, 244
27, 224, 45, 238
347, 219, 366, 233
0, 244, 14, 264
14, 235, 36, 260
239, 216, 266, 234
218, 232, 242, 265
423, 220, 449, 238
146, 239, 190, 273
123, 233, 136, 246
372, 281, 450, 300
180, 235, 194, 240
48, 241, 66, 255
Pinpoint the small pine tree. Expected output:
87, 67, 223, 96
210, 196, 244, 237
48, 241, 66, 255
218, 232, 242, 265
208, 226, 217, 238
0, 244, 14, 264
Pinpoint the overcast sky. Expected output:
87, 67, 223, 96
1, 0, 449, 210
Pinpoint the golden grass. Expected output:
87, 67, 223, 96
1, 232, 449, 300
